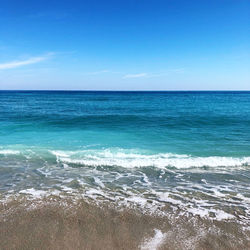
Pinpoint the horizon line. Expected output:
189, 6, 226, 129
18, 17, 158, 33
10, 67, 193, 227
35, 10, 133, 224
0, 90, 250, 92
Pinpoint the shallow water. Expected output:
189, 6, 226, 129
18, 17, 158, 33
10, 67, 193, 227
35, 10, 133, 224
0, 91, 250, 226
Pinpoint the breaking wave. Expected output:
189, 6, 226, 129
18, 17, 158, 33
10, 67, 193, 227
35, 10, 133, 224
50, 149, 250, 169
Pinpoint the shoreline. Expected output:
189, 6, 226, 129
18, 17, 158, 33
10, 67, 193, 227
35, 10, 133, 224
1, 195, 249, 250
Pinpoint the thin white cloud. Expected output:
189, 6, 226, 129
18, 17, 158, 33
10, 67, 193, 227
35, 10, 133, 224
123, 69, 185, 79
83, 68, 185, 79
0, 53, 53, 70
123, 73, 148, 79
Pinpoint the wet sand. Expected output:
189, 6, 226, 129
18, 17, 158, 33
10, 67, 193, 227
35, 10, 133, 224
0, 196, 249, 250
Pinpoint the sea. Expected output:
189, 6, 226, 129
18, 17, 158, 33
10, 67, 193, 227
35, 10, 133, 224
0, 91, 250, 228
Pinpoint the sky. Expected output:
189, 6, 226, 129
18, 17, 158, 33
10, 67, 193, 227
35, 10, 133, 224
0, 0, 249, 90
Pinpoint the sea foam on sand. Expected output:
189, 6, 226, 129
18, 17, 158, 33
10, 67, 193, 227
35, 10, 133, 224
140, 229, 166, 250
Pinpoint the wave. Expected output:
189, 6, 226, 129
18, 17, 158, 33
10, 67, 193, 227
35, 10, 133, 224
50, 149, 250, 169
0, 149, 20, 155
1, 147, 250, 169
1, 147, 250, 225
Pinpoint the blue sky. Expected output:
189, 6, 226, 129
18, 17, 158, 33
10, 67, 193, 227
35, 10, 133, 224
0, 0, 249, 90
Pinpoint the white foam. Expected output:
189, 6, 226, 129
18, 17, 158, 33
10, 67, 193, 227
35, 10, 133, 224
186, 207, 209, 217
13, 184, 244, 224
153, 191, 183, 205
2, 147, 249, 225
51, 150, 71, 158
0, 150, 20, 155
236, 194, 250, 203
19, 188, 61, 198
126, 196, 148, 207
93, 177, 105, 188
50, 149, 250, 169
210, 209, 235, 220
19, 188, 48, 198
140, 229, 166, 250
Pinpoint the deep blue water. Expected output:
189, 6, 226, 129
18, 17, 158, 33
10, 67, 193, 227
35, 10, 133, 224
0, 91, 250, 222
1, 91, 250, 156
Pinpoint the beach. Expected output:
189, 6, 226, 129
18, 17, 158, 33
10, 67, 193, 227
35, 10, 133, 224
1, 195, 249, 250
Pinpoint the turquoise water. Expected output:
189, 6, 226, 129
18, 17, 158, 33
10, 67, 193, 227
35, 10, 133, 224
0, 91, 250, 223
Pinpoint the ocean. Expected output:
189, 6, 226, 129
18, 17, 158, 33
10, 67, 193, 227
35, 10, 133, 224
0, 91, 250, 240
